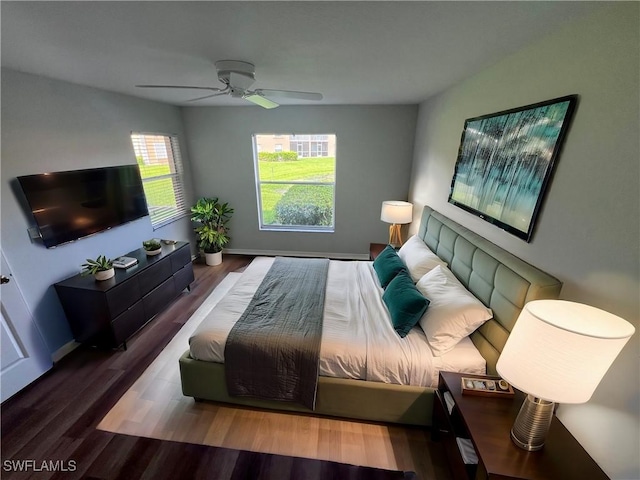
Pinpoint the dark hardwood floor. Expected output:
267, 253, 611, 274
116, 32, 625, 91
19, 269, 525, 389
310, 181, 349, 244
1, 255, 254, 479
1, 255, 449, 479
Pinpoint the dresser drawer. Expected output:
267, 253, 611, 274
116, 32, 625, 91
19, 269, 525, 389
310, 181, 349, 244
138, 257, 172, 295
143, 276, 176, 320
106, 278, 141, 318
173, 264, 194, 293
170, 244, 192, 273
111, 301, 146, 345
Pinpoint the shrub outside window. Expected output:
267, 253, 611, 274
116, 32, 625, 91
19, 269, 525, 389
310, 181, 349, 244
253, 134, 336, 232
131, 132, 189, 228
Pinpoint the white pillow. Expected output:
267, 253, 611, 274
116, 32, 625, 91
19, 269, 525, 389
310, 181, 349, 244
398, 235, 448, 282
416, 265, 493, 356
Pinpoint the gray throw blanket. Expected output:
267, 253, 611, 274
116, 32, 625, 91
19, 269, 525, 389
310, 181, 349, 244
224, 257, 330, 410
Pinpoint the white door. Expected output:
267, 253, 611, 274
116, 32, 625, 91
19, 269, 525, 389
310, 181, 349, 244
1, 250, 52, 403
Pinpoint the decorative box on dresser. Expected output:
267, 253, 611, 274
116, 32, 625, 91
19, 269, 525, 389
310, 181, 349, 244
432, 371, 608, 480
55, 241, 194, 349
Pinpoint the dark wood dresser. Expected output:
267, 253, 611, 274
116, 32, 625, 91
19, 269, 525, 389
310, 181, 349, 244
55, 241, 194, 349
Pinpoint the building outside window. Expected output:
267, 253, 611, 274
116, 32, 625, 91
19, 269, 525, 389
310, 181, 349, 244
289, 134, 331, 158
130, 132, 189, 228
252, 134, 337, 232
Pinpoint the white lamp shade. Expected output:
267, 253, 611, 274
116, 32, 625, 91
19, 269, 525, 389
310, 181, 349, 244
381, 201, 413, 224
496, 300, 634, 404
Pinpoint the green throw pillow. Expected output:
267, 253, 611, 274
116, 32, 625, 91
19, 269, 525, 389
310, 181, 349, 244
383, 271, 430, 338
373, 245, 407, 288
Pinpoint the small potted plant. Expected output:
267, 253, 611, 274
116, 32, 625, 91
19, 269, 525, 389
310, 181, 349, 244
81, 255, 115, 281
191, 197, 233, 266
142, 239, 162, 256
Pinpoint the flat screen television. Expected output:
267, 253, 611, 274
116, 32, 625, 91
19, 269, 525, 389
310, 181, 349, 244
448, 95, 577, 242
18, 165, 149, 248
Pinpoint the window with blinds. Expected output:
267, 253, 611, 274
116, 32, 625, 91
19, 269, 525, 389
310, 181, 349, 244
130, 133, 189, 228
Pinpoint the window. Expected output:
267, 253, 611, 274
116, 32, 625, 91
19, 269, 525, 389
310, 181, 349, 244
131, 132, 189, 228
253, 133, 336, 232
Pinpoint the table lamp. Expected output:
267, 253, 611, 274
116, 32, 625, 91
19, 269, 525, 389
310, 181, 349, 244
496, 300, 635, 451
380, 201, 412, 247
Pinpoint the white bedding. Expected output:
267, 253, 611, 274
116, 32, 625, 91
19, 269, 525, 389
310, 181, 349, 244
189, 257, 486, 388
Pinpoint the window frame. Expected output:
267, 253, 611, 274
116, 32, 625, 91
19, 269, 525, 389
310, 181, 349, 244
130, 131, 190, 229
252, 133, 337, 233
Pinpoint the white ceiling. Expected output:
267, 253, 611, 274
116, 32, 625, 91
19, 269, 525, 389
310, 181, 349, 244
1, 1, 602, 107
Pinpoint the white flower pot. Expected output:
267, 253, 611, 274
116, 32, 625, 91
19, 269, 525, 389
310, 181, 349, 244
94, 268, 115, 281
205, 251, 222, 266
145, 248, 162, 256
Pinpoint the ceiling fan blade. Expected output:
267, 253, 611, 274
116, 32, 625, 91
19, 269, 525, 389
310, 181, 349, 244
136, 84, 225, 92
243, 94, 279, 109
187, 92, 229, 102
256, 89, 323, 101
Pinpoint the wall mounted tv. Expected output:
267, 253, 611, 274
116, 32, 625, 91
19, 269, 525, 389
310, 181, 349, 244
18, 165, 149, 248
448, 95, 577, 242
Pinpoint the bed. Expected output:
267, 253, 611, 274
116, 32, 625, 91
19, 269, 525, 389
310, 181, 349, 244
179, 206, 562, 426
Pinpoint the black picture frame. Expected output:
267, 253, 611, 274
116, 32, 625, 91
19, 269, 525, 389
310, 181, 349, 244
448, 95, 577, 242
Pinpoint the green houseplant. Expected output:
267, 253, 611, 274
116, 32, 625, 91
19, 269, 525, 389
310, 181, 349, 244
142, 239, 162, 256
191, 197, 234, 266
81, 255, 115, 281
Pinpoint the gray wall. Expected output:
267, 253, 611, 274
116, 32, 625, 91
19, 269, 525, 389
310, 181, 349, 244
408, 4, 639, 478
182, 105, 417, 258
1, 69, 195, 356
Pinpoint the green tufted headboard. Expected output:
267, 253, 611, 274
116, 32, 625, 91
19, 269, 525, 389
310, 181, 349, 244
417, 206, 562, 375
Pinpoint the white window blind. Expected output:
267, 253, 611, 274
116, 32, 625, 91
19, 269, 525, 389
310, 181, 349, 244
131, 132, 189, 228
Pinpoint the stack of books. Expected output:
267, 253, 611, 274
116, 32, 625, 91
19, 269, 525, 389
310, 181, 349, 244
113, 256, 138, 269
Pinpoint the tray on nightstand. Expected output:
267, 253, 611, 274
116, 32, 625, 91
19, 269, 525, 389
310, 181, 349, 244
461, 377, 514, 398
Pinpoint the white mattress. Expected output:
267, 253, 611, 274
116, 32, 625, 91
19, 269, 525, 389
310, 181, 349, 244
189, 257, 486, 388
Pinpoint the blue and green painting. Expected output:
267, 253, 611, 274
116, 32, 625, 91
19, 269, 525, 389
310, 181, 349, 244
449, 98, 574, 240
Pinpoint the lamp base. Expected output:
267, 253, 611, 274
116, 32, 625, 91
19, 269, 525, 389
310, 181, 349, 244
388, 224, 403, 248
510, 395, 555, 451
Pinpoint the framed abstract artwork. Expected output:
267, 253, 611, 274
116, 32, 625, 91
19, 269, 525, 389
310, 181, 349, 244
448, 95, 577, 242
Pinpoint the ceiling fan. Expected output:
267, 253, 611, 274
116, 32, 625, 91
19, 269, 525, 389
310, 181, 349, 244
136, 60, 323, 109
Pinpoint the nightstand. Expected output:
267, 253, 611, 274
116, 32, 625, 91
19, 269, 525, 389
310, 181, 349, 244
432, 371, 608, 480
369, 243, 388, 260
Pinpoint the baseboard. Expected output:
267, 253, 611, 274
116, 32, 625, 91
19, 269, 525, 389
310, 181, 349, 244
52, 340, 81, 363
224, 248, 369, 261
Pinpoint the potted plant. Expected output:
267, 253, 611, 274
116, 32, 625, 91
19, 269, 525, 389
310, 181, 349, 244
191, 197, 233, 266
81, 255, 115, 281
142, 239, 162, 256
